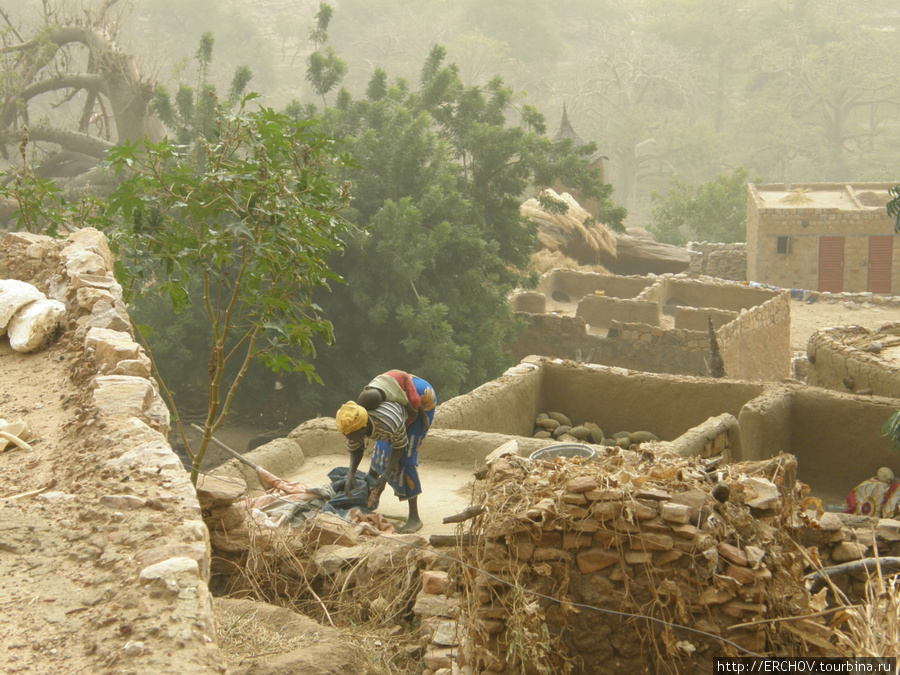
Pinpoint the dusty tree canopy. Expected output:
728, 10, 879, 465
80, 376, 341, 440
0, 0, 160, 182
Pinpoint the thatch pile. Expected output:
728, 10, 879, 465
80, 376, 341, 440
454, 444, 836, 674
522, 189, 617, 266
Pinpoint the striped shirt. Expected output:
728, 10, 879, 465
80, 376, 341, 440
346, 401, 409, 456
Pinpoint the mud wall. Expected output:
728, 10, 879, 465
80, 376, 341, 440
645, 277, 781, 314
576, 295, 660, 329
604, 320, 709, 375
509, 290, 545, 313
536, 360, 764, 442
787, 388, 898, 504
718, 292, 792, 382
806, 326, 900, 398
735, 390, 793, 463
536, 268, 651, 300
435, 361, 544, 436
508, 315, 714, 377
674, 306, 737, 331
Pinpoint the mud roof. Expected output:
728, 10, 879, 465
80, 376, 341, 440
750, 182, 897, 211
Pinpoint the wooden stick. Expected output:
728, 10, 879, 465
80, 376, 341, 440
429, 533, 474, 547
190, 423, 261, 471
443, 505, 485, 524
7, 479, 56, 500
804, 557, 900, 585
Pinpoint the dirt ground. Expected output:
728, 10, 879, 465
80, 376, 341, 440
788, 295, 900, 352
2, 294, 900, 673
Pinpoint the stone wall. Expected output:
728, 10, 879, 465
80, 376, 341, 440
453, 450, 815, 674
717, 290, 792, 382
0, 230, 224, 674
747, 182, 900, 293
688, 241, 747, 281
805, 324, 900, 398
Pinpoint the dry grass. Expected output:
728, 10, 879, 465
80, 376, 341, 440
522, 188, 617, 263
528, 249, 610, 276
215, 602, 321, 660
832, 565, 900, 657
211, 520, 427, 674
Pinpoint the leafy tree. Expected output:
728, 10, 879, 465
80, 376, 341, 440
649, 167, 749, 246
304, 45, 624, 406
105, 95, 352, 484
151, 33, 253, 147
888, 185, 900, 234
305, 3, 347, 106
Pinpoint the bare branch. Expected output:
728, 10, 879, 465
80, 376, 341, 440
1, 125, 114, 158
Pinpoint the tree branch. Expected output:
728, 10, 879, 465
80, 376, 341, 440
20, 73, 109, 103
1, 125, 114, 158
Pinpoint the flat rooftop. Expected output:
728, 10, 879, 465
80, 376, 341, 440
751, 182, 895, 211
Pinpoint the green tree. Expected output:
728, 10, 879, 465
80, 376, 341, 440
151, 33, 253, 147
304, 45, 624, 406
649, 167, 749, 246
106, 95, 352, 484
306, 3, 347, 106
888, 185, 900, 234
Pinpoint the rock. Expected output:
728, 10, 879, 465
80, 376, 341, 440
818, 512, 843, 531
567, 476, 599, 493
718, 543, 749, 567
551, 425, 572, 438
660, 502, 692, 524
547, 412, 573, 427
538, 418, 560, 431
629, 533, 674, 551
576, 548, 619, 573
422, 570, 451, 595
196, 474, 247, 509
138, 557, 201, 593
569, 425, 592, 441
0, 279, 45, 334
533, 430, 552, 439
311, 545, 368, 575
832, 541, 867, 562
428, 619, 461, 647
7, 297, 65, 352
740, 477, 780, 510
630, 431, 660, 444
876, 519, 900, 541
413, 591, 459, 619
100, 494, 147, 510
302, 512, 361, 548
605, 230, 691, 276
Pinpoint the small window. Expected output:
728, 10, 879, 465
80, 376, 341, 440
777, 236, 791, 254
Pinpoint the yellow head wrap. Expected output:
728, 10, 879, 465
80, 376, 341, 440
335, 401, 368, 435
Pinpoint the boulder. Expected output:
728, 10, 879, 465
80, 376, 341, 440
7, 297, 65, 351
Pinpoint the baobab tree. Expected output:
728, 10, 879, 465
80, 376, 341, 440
0, 0, 161, 183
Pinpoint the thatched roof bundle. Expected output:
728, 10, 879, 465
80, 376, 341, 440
521, 189, 617, 265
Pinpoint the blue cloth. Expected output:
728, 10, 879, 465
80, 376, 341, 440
371, 376, 436, 501
322, 467, 379, 515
